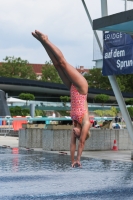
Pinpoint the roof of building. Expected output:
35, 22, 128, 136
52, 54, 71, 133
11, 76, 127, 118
28, 63, 43, 74
30, 64, 89, 74
0, 62, 89, 75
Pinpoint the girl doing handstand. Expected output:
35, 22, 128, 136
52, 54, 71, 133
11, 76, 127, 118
32, 30, 91, 167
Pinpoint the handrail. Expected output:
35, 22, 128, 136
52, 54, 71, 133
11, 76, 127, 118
2, 116, 72, 122
1, 116, 115, 122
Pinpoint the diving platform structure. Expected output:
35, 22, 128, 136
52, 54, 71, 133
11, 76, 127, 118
93, 7, 133, 34
81, 0, 133, 142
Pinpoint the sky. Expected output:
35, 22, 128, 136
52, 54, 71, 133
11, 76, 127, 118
1, 0, 133, 69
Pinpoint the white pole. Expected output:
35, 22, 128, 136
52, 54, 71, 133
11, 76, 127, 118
81, 0, 103, 53
125, 0, 127, 11
30, 103, 35, 118
101, 0, 108, 16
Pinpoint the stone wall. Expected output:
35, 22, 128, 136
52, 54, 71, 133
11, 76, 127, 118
42, 129, 72, 151
19, 128, 43, 148
19, 126, 133, 150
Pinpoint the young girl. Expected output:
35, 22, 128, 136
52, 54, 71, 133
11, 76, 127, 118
32, 30, 91, 167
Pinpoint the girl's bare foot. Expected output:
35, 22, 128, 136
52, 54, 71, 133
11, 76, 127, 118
32, 30, 48, 43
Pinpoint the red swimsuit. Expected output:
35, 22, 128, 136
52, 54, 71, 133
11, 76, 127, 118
70, 84, 87, 125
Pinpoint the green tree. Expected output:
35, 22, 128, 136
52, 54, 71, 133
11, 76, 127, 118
0, 56, 36, 80
84, 68, 111, 90
42, 61, 63, 83
117, 74, 133, 92
116, 77, 125, 91
83, 68, 133, 92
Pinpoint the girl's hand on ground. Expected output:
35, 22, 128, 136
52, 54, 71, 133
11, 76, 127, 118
71, 160, 81, 168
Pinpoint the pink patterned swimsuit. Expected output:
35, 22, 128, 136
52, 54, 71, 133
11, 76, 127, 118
70, 84, 87, 125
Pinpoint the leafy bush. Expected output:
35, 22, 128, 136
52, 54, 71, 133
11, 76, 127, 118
10, 106, 46, 117
125, 98, 133, 105
19, 93, 35, 100
57, 110, 70, 116
10, 106, 30, 116
94, 107, 119, 117
94, 110, 103, 117
127, 107, 133, 117
60, 96, 70, 102
35, 109, 46, 117
94, 94, 109, 104
60, 96, 70, 106
110, 106, 119, 115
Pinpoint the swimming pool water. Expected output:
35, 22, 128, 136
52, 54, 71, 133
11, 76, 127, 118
0, 147, 133, 200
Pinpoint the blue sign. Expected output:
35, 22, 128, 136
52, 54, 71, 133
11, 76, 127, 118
102, 31, 133, 76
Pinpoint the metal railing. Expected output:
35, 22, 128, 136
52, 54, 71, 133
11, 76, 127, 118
0, 116, 13, 136
0, 115, 120, 136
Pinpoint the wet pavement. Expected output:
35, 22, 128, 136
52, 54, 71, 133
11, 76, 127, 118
0, 147, 133, 199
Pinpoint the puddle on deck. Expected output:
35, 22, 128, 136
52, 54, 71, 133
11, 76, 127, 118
0, 147, 133, 199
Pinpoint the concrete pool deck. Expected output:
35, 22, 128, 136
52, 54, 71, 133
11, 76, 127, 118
0, 136, 18, 148
0, 136, 133, 162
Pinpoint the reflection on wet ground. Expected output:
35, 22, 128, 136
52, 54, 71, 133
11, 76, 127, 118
0, 147, 133, 199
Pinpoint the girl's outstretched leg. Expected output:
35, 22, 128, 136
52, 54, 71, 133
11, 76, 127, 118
32, 30, 88, 94
32, 30, 71, 89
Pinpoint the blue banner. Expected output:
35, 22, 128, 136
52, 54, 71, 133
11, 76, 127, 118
102, 31, 133, 76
